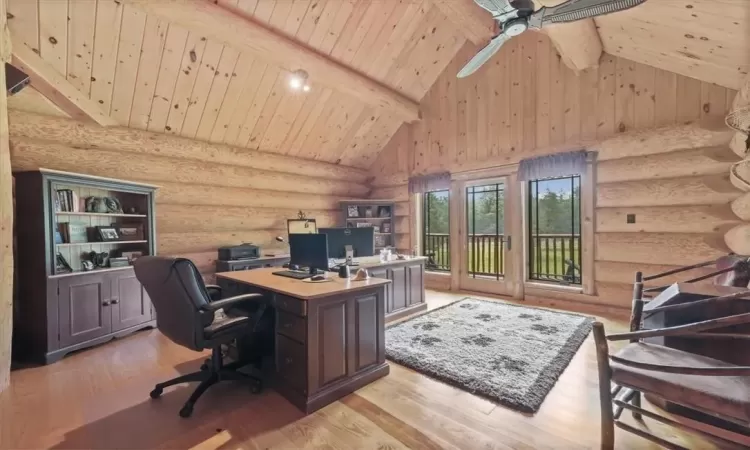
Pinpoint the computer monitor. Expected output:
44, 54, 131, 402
318, 227, 375, 259
289, 233, 329, 275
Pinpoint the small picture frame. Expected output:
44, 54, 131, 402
96, 226, 120, 242
116, 223, 144, 240
347, 205, 359, 218
382, 222, 391, 233
364, 207, 373, 218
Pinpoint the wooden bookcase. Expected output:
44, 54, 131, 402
13, 169, 157, 363
340, 200, 395, 251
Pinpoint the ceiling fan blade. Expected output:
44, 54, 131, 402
534, 0, 647, 25
473, 0, 516, 16
457, 33, 511, 78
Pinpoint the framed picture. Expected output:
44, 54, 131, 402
364, 207, 373, 218
116, 223, 144, 240
96, 226, 120, 242
347, 205, 359, 218
288, 219, 317, 234
382, 222, 391, 233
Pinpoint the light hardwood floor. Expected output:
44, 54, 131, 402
0, 290, 728, 449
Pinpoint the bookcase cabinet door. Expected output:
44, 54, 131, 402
111, 270, 152, 332
58, 273, 112, 347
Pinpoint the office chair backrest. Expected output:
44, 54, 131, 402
134, 256, 212, 350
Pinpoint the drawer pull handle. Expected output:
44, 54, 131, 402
111, 299, 119, 304
102, 301, 110, 306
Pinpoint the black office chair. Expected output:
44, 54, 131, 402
134, 256, 266, 418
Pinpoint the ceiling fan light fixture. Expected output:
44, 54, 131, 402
288, 69, 310, 92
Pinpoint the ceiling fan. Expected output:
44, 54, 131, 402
457, 0, 648, 78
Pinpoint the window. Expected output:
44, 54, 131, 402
466, 182, 505, 279
527, 175, 581, 285
422, 190, 450, 272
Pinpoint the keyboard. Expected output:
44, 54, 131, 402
272, 270, 312, 280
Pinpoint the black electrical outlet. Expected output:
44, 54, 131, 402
626, 214, 636, 224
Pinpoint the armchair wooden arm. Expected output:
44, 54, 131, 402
609, 355, 750, 376
608, 312, 750, 342
642, 289, 750, 318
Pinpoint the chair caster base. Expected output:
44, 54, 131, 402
179, 403, 194, 418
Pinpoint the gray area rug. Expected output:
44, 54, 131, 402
386, 298, 593, 413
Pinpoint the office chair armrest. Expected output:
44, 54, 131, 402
201, 293, 264, 312
205, 284, 222, 293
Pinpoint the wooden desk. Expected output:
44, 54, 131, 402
216, 267, 391, 414
355, 256, 427, 321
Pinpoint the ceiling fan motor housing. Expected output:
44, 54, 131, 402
503, 18, 528, 37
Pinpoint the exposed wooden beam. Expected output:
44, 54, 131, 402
0, 0, 12, 394
11, 43, 117, 126
435, 0, 602, 72
7, 86, 70, 118
122, 0, 420, 122
536, 0, 602, 72
433, 0, 495, 45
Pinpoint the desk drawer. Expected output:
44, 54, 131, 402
276, 334, 307, 391
277, 310, 306, 343
274, 294, 307, 317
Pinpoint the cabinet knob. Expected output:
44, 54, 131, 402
111, 299, 119, 304
102, 301, 111, 306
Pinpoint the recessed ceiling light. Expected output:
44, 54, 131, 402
288, 69, 310, 92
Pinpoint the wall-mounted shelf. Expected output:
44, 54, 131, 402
56, 240, 148, 247
55, 211, 147, 218
340, 200, 396, 251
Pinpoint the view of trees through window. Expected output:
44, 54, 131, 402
423, 190, 450, 271
528, 176, 582, 284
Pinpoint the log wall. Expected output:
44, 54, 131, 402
374, 32, 739, 304
0, 0, 11, 392
8, 112, 370, 281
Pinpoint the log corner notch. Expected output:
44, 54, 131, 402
435, 0, 603, 73
0, 0, 12, 393
122, 0, 421, 123
724, 74, 750, 254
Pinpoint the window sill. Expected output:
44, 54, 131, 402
525, 281, 583, 294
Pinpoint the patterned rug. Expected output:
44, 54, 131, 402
385, 298, 593, 413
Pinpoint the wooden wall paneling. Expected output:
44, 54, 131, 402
548, 39, 565, 146
257, 90, 307, 151
7, 0, 38, 51
284, 88, 333, 157
222, 59, 267, 145
595, 55, 616, 139
316, 1, 357, 55
352, 0, 406, 73
191, 47, 240, 141
367, 1, 423, 80
251, 0, 275, 23
129, 16, 168, 130
179, 41, 226, 137
509, 40, 524, 153
147, 24, 189, 133
280, 0, 311, 37
701, 81, 729, 119
303, 0, 338, 50
597, 174, 741, 208
266, 0, 294, 32
338, 113, 400, 168
521, 37, 537, 152
245, 71, 288, 149
9, 112, 371, 182
156, 182, 347, 211
0, 0, 11, 392
328, 0, 371, 64
579, 67, 599, 141
160, 230, 282, 255
614, 58, 635, 133
383, 6, 441, 91
233, 65, 280, 148
290, 0, 327, 43
310, 99, 364, 161
595, 232, 729, 267
10, 141, 368, 197
348, 1, 399, 69
163, 32, 208, 134
330, 109, 371, 164
90, 0, 124, 114
337, 109, 382, 167
633, 63, 655, 130
65, 0, 96, 95
676, 76, 703, 123
535, 35, 551, 150
597, 204, 740, 234
563, 57, 580, 144
594, 261, 715, 287
597, 146, 739, 184
208, 53, 255, 142
109, 5, 146, 125
157, 204, 338, 233
38, 0, 68, 75
653, 69, 677, 127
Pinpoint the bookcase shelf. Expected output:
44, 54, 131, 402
56, 240, 148, 247
55, 212, 147, 218
340, 200, 396, 252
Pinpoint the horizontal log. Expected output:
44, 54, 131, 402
597, 174, 740, 208
10, 139, 368, 197
156, 205, 339, 233
394, 201, 410, 217
596, 205, 740, 234
595, 261, 715, 287
596, 232, 729, 266
159, 229, 283, 254
393, 216, 409, 233
370, 185, 409, 202
395, 234, 411, 252
156, 183, 345, 211
169, 251, 217, 274
595, 282, 642, 309
731, 192, 750, 221
371, 173, 409, 188
597, 146, 738, 184
411, 119, 732, 175
724, 224, 750, 255
8, 111, 368, 182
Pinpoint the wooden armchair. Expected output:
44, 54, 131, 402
593, 288, 750, 449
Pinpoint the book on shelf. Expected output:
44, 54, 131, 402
58, 221, 88, 244
55, 189, 79, 212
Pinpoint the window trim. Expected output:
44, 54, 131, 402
418, 189, 452, 273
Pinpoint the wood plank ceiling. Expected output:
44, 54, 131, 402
7, 0, 466, 169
